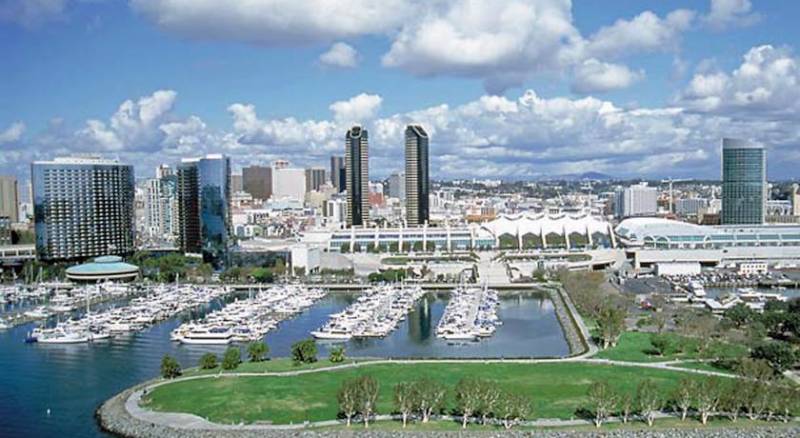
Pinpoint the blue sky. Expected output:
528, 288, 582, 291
1, 0, 800, 181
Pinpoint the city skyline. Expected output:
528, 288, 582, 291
1, 1, 800, 182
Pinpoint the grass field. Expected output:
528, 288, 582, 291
594, 332, 747, 363
145, 362, 712, 425
181, 357, 373, 377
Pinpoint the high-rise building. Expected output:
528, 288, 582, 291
792, 184, 800, 217
405, 125, 430, 226
388, 172, 405, 200
177, 154, 231, 267
0, 176, 19, 224
143, 175, 178, 242
345, 126, 369, 227
330, 156, 346, 193
305, 167, 327, 192
231, 174, 243, 193
273, 168, 307, 200
242, 166, 272, 200
31, 156, 135, 261
614, 183, 658, 218
721, 138, 766, 225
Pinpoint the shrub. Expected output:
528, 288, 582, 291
222, 347, 242, 370
199, 353, 218, 370
160, 355, 182, 379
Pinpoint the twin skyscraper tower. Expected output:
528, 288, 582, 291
345, 125, 430, 228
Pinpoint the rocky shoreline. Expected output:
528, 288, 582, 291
546, 285, 588, 356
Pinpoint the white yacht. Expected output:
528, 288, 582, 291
180, 327, 233, 345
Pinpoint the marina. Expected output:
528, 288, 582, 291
171, 285, 326, 344
23, 284, 233, 344
436, 285, 500, 341
0, 288, 567, 437
311, 285, 425, 340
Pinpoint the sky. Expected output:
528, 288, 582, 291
1, 0, 800, 182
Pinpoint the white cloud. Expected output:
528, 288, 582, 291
329, 93, 383, 125
677, 45, 800, 116
571, 59, 644, 94
319, 42, 359, 68
130, 0, 414, 45
0, 0, 67, 29
704, 0, 760, 30
0, 121, 25, 144
584, 9, 695, 59
77, 89, 178, 152
381, 0, 582, 92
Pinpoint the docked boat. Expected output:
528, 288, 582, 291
180, 327, 233, 345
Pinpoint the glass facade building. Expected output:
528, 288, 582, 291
31, 157, 135, 261
721, 138, 766, 225
177, 155, 231, 267
345, 126, 369, 227
405, 125, 430, 226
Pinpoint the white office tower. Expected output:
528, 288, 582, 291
143, 177, 178, 241
615, 183, 658, 218
324, 198, 347, 224
272, 168, 307, 201
345, 126, 369, 227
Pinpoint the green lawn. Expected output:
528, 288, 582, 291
145, 362, 708, 425
594, 332, 747, 363
181, 358, 372, 377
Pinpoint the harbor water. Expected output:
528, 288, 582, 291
0, 290, 568, 437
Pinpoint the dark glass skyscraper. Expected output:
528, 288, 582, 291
31, 156, 135, 261
177, 155, 231, 267
721, 138, 766, 225
405, 125, 429, 226
345, 126, 369, 227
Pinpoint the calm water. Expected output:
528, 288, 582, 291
0, 290, 567, 438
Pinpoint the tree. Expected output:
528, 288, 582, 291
693, 378, 722, 425
498, 392, 530, 429
596, 305, 626, 348
412, 241, 424, 252
724, 303, 757, 328
736, 358, 775, 421
414, 378, 447, 423
650, 333, 674, 357
340, 242, 351, 253
587, 381, 616, 427
393, 382, 416, 428
250, 267, 274, 283
720, 381, 743, 422
618, 392, 633, 424
636, 380, 663, 427
199, 353, 218, 370
160, 355, 181, 379
650, 311, 668, 334
751, 341, 796, 373
476, 379, 501, 425
338, 378, 359, 427
356, 375, 379, 428
222, 346, 241, 370
291, 338, 318, 364
455, 378, 481, 428
247, 341, 268, 362
329, 346, 346, 363
672, 378, 694, 421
